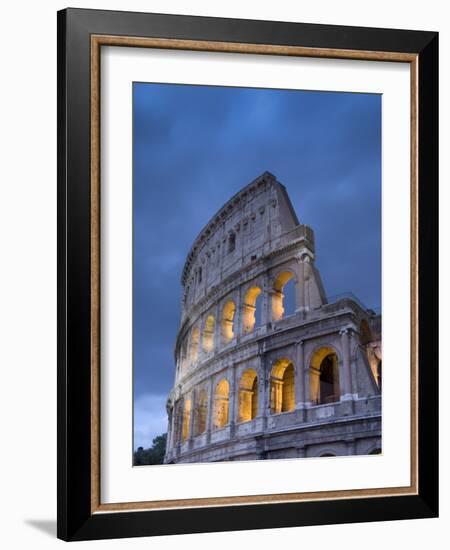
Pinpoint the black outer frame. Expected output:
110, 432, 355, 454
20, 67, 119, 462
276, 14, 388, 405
57, 7, 438, 542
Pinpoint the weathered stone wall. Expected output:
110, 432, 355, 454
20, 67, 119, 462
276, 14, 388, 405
165, 172, 382, 463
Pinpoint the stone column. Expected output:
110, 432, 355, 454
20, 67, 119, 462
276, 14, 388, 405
295, 340, 304, 407
168, 403, 177, 454
295, 256, 305, 313
303, 257, 311, 312
228, 364, 237, 437
261, 274, 271, 326
175, 401, 182, 454
235, 285, 242, 341
349, 329, 359, 397
206, 377, 214, 444
257, 355, 267, 422
188, 390, 196, 447
340, 329, 353, 401
198, 315, 206, 362
263, 362, 271, 429
214, 302, 221, 352
302, 346, 311, 407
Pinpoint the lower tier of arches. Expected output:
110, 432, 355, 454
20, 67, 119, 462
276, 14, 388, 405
165, 404, 381, 464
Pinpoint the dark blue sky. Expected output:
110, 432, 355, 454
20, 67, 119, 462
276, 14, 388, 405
133, 82, 381, 449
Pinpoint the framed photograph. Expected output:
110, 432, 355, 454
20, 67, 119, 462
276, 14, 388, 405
57, 8, 438, 541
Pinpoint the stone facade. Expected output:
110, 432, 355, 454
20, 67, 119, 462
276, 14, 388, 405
164, 172, 381, 463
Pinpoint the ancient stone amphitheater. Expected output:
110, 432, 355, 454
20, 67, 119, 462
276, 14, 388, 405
164, 172, 381, 463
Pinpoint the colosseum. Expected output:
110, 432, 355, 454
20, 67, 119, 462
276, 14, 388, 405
164, 171, 382, 463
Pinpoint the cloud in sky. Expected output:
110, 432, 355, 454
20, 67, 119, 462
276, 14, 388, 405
134, 393, 168, 450
132, 83, 381, 448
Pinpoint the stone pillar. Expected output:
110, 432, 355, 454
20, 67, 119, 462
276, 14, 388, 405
303, 347, 311, 407
214, 302, 221, 352
198, 315, 206, 362
295, 341, 306, 422
263, 362, 271, 429
206, 377, 214, 444
349, 329, 359, 397
165, 407, 173, 458
228, 365, 237, 437
340, 329, 353, 401
175, 401, 182, 454
303, 257, 311, 312
261, 274, 271, 326
295, 340, 304, 407
257, 355, 267, 421
295, 256, 305, 313
235, 286, 242, 341
188, 390, 196, 447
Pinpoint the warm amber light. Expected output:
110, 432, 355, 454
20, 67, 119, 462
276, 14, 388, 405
309, 347, 339, 404
195, 390, 208, 435
182, 399, 191, 441
221, 300, 236, 343
270, 358, 295, 413
238, 369, 258, 422
242, 287, 262, 334
272, 271, 295, 322
213, 379, 230, 429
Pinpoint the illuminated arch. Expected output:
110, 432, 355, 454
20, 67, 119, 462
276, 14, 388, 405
309, 346, 340, 405
181, 398, 191, 442
194, 389, 208, 436
238, 368, 258, 422
272, 271, 296, 321
213, 379, 230, 429
270, 358, 295, 413
202, 315, 215, 353
242, 286, 262, 334
221, 300, 236, 344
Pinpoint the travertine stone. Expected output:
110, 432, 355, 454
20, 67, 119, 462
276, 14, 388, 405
164, 172, 382, 463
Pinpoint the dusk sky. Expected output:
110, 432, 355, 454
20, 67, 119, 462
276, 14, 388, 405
133, 82, 381, 450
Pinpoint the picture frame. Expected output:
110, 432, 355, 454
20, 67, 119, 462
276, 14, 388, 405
57, 7, 438, 541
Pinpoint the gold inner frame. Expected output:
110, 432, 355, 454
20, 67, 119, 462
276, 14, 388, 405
90, 35, 419, 514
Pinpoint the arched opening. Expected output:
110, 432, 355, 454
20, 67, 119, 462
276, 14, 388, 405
272, 271, 296, 321
189, 327, 199, 364
181, 399, 191, 442
202, 315, 215, 353
194, 389, 208, 436
238, 369, 258, 422
320, 453, 336, 457
221, 300, 236, 344
213, 379, 229, 429
310, 347, 340, 405
242, 286, 262, 334
270, 359, 295, 413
